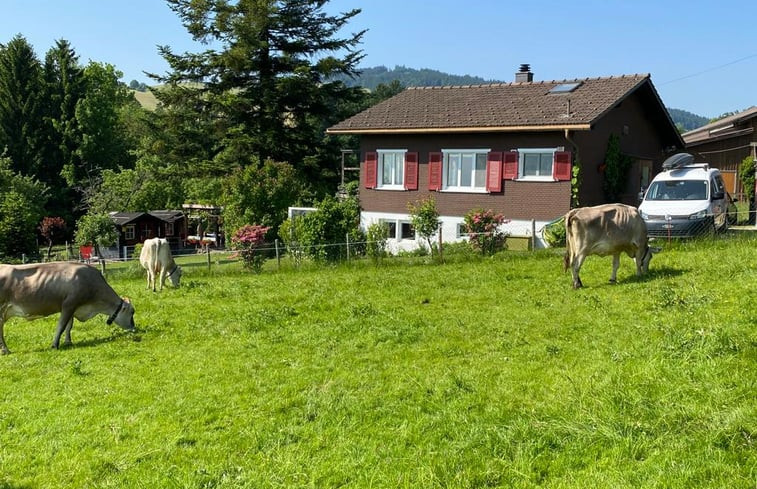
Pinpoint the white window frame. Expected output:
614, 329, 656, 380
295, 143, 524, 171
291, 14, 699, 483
442, 149, 490, 193
379, 218, 416, 241
166, 222, 175, 236
125, 224, 136, 240
376, 149, 407, 190
518, 148, 557, 181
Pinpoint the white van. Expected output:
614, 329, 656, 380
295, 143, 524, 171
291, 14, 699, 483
639, 153, 730, 238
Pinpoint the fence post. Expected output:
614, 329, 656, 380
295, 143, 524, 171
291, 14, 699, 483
531, 219, 536, 250
207, 246, 211, 271
123, 246, 128, 261
100, 259, 106, 275
275, 239, 281, 270
22, 253, 26, 264
438, 227, 444, 263
346, 233, 351, 261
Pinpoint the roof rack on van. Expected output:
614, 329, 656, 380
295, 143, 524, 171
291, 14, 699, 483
662, 153, 694, 170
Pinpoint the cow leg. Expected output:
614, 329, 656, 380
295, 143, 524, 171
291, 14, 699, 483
52, 309, 75, 349
571, 255, 585, 289
158, 267, 166, 291
609, 254, 620, 283
63, 316, 75, 346
0, 318, 9, 355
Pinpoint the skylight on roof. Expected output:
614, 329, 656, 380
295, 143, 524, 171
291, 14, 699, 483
549, 82, 582, 94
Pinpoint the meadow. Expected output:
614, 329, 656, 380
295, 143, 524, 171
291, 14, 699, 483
1, 235, 755, 488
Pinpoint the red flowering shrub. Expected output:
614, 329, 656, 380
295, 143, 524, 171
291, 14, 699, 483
231, 224, 270, 271
462, 208, 509, 255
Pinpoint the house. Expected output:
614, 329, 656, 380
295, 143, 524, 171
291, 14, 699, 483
326, 65, 683, 250
682, 106, 757, 199
109, 210, 187, 257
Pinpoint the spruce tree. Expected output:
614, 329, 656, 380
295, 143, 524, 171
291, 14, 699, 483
0, 35, 44, 176
150, 0, 367, 198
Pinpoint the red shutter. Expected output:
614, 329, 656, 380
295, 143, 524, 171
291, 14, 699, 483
404, 152, 418, 190
503, 151, 519, 180
364, 151, 377, 189
553, 151, 572, 181
428, 152, 442, 191
485, 151, 503, 192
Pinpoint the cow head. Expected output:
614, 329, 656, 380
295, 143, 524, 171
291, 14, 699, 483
640, 244, 661, 274
167, 264, 182, 288
112, 297, 136, 331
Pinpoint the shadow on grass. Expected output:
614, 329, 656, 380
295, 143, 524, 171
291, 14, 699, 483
30, 329, 142, 354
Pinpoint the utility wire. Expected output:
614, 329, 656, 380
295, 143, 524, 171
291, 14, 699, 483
660, 53, 757, 85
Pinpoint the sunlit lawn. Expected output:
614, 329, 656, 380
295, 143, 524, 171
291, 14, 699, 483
2, 234, 756, 488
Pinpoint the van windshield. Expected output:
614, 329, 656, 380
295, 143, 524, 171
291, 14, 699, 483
645, 180, 708, 201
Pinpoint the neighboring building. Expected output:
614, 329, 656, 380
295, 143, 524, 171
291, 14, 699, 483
327, 65, 683, 250
682, 106, 757, 199
109, 210, 187, 257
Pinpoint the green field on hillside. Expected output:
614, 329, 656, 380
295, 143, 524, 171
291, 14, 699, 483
1, 236, 755, 488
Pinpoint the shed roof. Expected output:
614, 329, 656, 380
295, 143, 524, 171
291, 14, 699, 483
682, 106, 757, 146
327, 74, 668, 134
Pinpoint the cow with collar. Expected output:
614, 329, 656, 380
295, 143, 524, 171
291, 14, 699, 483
0, 262, 135, 354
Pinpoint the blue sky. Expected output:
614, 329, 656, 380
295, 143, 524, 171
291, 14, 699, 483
2, 0, 755, 118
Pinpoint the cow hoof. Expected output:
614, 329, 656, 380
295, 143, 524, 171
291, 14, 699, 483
609, 279, 617, 284
1, 349, 9, 355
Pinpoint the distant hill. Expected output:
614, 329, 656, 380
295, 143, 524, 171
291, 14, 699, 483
667, 108, 709, 132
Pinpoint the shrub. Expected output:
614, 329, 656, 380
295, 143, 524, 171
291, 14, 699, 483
231, 224, 270, 272
463, 208, 508, 255
366, 222, 389, 263
543, 216, 566, 247
407, 196, 440, 256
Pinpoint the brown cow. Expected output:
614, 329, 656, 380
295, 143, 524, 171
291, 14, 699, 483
0, 262, 135, 354
564, 203, 656, 288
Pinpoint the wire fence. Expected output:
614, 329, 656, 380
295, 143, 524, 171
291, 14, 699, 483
27, 206, 757, 272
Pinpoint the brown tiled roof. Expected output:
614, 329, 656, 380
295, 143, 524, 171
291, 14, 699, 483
327, 74, 652, 134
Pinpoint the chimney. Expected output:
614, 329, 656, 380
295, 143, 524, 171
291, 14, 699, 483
515, 63, 533, 83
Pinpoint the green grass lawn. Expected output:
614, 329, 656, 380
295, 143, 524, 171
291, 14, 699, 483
2, 235, 756, 488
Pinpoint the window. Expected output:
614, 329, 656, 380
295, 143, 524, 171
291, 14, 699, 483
166, 222, 175, 236
125, 225, 135, 240
443, 149, 489, 191
377, 150, 406, 189
400, 222, 415, 240
519, 148, 556, 180
379, 219, 415, 241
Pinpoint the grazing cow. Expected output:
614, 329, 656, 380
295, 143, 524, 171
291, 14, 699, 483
0, 262, 135, 354
139, 237, 182, 292
563, 203, 656, 289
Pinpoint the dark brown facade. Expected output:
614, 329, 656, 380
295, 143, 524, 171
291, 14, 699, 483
683, 107, 757, 199
109, 210, 187, 254
328, 70, 683, 248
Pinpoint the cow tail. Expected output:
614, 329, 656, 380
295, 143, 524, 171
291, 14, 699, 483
563, 212, 573, 272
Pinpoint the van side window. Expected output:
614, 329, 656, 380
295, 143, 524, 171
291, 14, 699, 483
712, 175, 725, 198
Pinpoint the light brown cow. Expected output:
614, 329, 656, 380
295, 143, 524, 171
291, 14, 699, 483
0, 262, 135, 354
139, 237, 182, 292
564, 203, 656, 289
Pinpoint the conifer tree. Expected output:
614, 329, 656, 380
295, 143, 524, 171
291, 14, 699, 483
0, 35, 44, 176
150, 0, 367, 197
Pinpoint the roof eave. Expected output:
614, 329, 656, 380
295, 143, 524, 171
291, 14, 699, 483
326, 124, 593, 135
